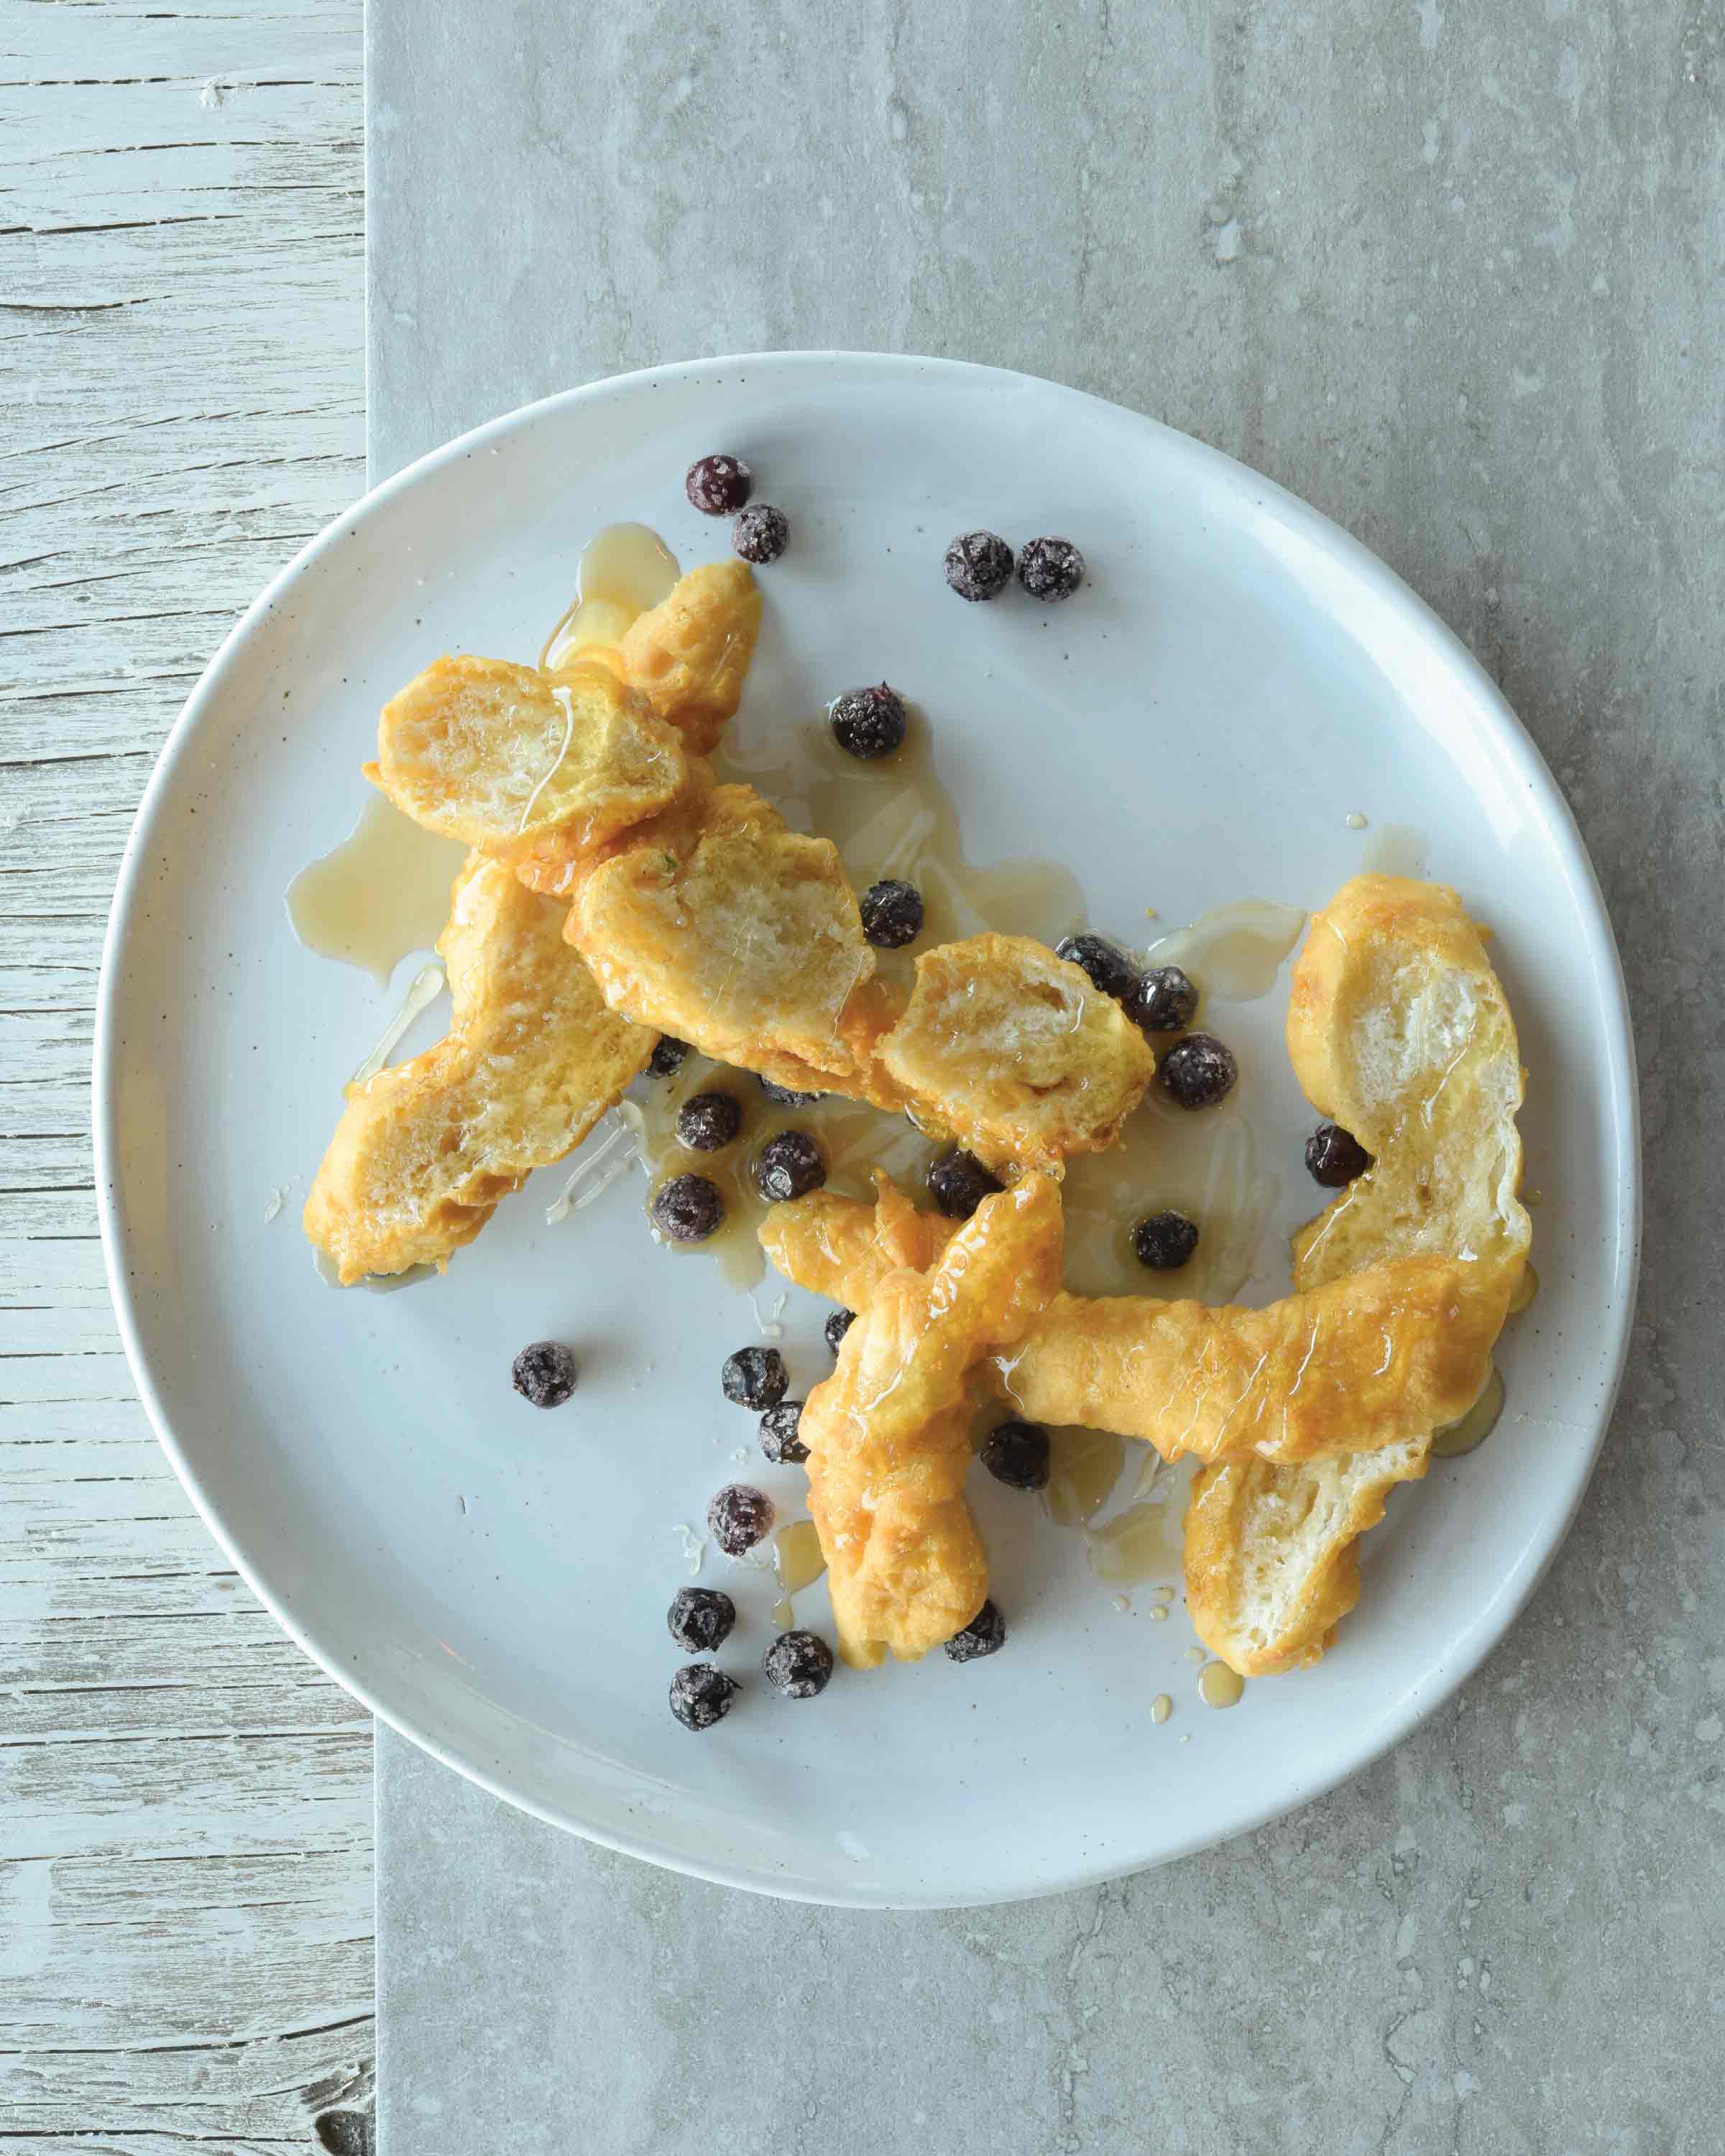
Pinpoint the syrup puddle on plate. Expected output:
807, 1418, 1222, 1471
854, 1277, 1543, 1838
770, 1519, 827, 1629
540, 522, 679, 669
1143, 898, 1306, 1003
287, 794, 468, 985
1430, 1365, 1506, 1458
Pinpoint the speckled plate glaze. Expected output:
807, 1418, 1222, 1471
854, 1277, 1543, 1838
94, 354, 1639, 1908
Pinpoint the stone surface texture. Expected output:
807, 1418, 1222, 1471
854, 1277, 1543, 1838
370, 4, 1721, 2152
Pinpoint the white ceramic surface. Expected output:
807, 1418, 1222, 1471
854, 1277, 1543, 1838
94, 354, 1638, 1908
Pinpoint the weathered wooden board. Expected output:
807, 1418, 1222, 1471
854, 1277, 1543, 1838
1, 3, 373, 2147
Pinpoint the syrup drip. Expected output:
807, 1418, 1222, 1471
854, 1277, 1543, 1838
286, 794, 467, 985
540, 523, 679, 670
1197, 1660, 1246, 1709
1144, 899, 1307, 1003
1430, 1365, 1506, 1458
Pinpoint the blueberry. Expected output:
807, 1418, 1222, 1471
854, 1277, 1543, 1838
1055, 933, 1138, 1003
669, 1662, 739, 1731
824, 1307, 856, 1355
676, 1091, 742, 1152
1017, 535, 1085, 601
926, 1147, 1004, 1220
758, 1074, 824, 1106
945, 1599, 1007, 1662
756, 1129, 827, 1203
758, 1400, 809, 1464
762, 1628, 834, 1698
707, 1482, 775, 1557
1127, 965, 1200, 1033
722, 1345, 788, 1410
685, 453, 752, 515
944, 529, 1014, 601
667, 1586, 736, 1654
829, 683, 908, 760
651, 1172, 724, 1243
732, 504, 789, 563
1305, 1122, 1373, 1187
860, 877, 924, 949
981, 1419, 1051, 1491
1132, 1210, 1200, 1270
648, 1034, 692, 1078
1157, 1033, 1238, 1110
511, 1340, 579, 1408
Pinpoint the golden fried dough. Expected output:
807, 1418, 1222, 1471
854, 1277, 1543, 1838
605, 559, 763, 754
878, 935, 1157, 1173
566, 782, 889, 1093
761, 1185, 1495, 1466
304, 856, 653, 1282
1184, 874, 1531, 1675
369, 655, 689, 895
801, 1174, 1064, 1668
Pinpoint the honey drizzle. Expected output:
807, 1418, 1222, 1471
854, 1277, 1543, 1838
287, 794, 468, 985
540, 522, 679, 670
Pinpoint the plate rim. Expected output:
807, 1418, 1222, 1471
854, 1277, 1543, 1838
93, 349, 1642, 1907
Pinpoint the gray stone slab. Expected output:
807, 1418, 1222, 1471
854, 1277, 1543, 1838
369, 2, 1724, 2149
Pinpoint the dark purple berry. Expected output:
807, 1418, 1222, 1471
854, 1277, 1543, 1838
732, 503, 789, 563
669, 1662, 738, 1731
927, 1147, 1004, 1220
685, 453, 752, 515
1055, 934, 1138, 1003
1157, 1033, 1238, 1110
982, 1419, 1051, 1491
667, 1586, 735, 1654
721, 1345, 788, 1411
648, 1035, 691, 1078
1017, 535, 1085, 601
1132, 1211, 1200, 1270
824, 1307, 856, 1355
829, 683, 908, 760
762, 1628, 834, 1698
1306, 1122, 1373, 1187
1128, 966, 1200, 1033
675, 1091, 742, 1153
756, 1129, 827, 1203
944, 529, 1014, 601
945, 1599, 1006, 1662
651, 1172, 724, 1243
758, 1074, 823, 1106
860, 877, 924, 949
758, 1400, 809, 1464
707, 1482, 775, 1557
511, 1340, 579, 1408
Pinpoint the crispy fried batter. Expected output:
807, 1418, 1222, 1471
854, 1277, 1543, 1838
801, 1174, 1064, 1668
303, 856, 653, 1283
566, 781, 891, 1094
369, 655, 690, 896
878, 934, 1158, 1172
604, 559, 763, 754
761, 1186, 1496, 1466
1183, 874, 1531, 1674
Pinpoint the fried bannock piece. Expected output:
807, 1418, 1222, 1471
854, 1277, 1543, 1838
303, 856, 653, 1283
566, 782, 892, 1095
801, 1175, 1064, 1668
878, 934, 1158, 1173
1184, 874, 1531, 1674
605, 559, 763, 755
369, 655, 690, 894
761, 1187, 1495, 1466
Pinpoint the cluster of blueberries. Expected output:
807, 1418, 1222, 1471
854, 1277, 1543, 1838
684, 448, 1088, 615
666, 1341, 1005, 1731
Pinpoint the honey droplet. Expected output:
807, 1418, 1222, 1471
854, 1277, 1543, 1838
1197, 1661, 1245, 1709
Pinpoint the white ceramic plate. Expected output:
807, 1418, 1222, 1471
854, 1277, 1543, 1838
96, 354, 1638, 1908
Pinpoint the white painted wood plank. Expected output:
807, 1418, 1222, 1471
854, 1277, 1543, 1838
0, 1, 373, 2147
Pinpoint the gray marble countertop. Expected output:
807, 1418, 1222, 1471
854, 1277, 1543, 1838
367, 5, 1719, 2151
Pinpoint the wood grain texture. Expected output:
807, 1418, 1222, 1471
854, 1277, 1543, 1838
0, 1, 372, 2147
